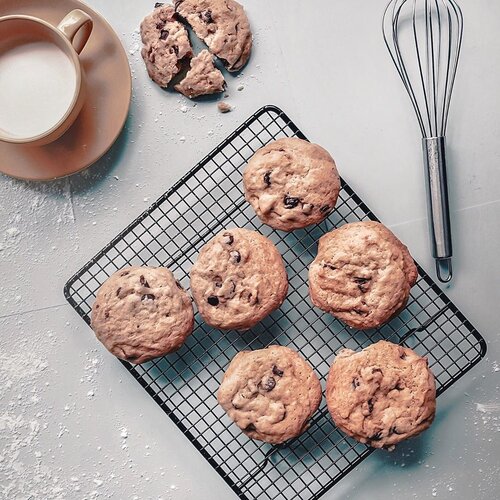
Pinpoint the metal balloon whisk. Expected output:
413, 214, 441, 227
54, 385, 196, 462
382, 0, 463, 283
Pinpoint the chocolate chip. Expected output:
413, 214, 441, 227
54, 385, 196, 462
368, 398, 374, 413
173, 44, 179, 56
263, 171, 271, 186
105, 311, 109, 319
352, 378, 360, 389
154, 2, 164, 7
353, 309, 368, 316
160, 29, 169, 40
400, 351, 407, 360
120, 271, 130, 277
369, 431, 383, 441
200, 9, 213, 23
354, 277, 370, 284
262, 377, 276, 391
283, 195, 300, 209
156, 21, 165, 30
207, 296, 219, 306
245, 423, 256, 432
95, 305, 100, 309
272, 365, 284, 377
323, 263, 337, 271
320, 205, 331, 213
222, 233, 234, 245
140, 275, 150, 288
354, 276, 371, 293
147, 47, 155, 62
116, 287, 121, 296
142, 294, 155, 301
215, 281, 222, 288
230, 251, 241, 263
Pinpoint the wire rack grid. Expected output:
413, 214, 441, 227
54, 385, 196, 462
64, 105, 486, 500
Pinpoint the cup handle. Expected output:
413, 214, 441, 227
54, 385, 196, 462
57, 9, 93, 54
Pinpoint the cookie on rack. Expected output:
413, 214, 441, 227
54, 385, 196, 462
243, 138, 340, 231
309, 221, 418, 329
174, 0, 252, 72
175, 49, 225, 98
326, 340, 436, 449
189, 228, 288, 330
217, 345, 322, 444
140, 4, 193, 88
91, 266, 194, 364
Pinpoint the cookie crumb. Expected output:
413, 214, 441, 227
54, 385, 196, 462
237, 84, 244, 91
218, 102, 232, 113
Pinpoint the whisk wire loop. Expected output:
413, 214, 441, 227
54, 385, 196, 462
382, 0, 463, 282
383, 0, 463, 138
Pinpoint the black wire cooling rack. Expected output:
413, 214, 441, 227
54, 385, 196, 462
64, 105, 487, 500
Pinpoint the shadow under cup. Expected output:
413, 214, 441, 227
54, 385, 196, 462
0, 16, 86, 146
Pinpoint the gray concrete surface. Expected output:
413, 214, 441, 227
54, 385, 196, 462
1, 1, 499, 499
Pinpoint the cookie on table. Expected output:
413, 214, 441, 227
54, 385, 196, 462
217, 345, 322, 444
91, 266, 194, 364
309, 221, 418, 329
174, 0, 252, 72
189, 228, 288, 330
175, 49, 225, 98
243, 138, 340, 231
326, 340, 436, 449
140, 4, 193, 88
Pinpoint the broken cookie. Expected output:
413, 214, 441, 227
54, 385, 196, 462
174, 49, 225, 98
175, 0, 252, 72
140, 4, 193, 88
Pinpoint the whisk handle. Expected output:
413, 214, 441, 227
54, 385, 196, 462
422, 137, 453, 283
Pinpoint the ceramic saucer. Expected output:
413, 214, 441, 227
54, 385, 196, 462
0, 0, 131, 180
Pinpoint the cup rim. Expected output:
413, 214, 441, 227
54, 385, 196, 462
0, 14, 83, 144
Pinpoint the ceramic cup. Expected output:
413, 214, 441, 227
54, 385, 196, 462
0, 10, 93, 146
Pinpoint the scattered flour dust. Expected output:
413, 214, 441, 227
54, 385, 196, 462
127, 28, 141, 56
0, 349, 68, 499
0, 340, 106, 499
474, 362, 500, 432
476, 402, 500, 433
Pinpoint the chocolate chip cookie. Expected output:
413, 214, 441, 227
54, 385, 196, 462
326, 340, 436, 449
140, 4, 193, 88
175, 49, 225, 98
243, 138, 341, 231
174, 0, 252, 72
91, 266, 194, 364
309, 221, 418, 329
217, 345, 322, 444
189, 228, 288, 330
